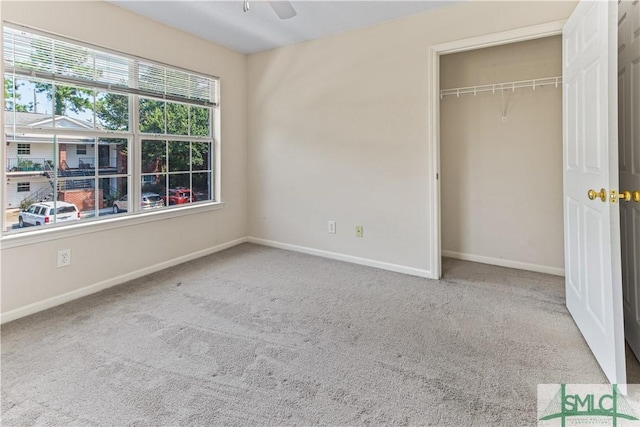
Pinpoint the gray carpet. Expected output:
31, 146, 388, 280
0, 243, 627, 425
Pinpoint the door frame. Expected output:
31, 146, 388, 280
428, 20, 567, 280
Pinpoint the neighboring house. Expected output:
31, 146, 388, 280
4, 111, 124, 210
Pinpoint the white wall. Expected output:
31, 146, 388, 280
247, 1, 577, 276
0, 1, 247, 317
5, 141, 55, 208
1, 0, 579, 320
5, 177, 51, 209
64, 144, 96, 169
440, 36, 564, 274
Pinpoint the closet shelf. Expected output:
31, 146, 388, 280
440, 76, 562, 99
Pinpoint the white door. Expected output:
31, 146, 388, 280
563, 0, 626, 386
619, 0, 640, 361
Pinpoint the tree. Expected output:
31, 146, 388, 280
21, 32, 212, 190
139, 98, 166, 133
136, 99, 210, 176
36, 84, 93, 116
27, 37, 95, 116
96, 93, 128, 131
4, 78, 32, 112
96, 95, 212, 194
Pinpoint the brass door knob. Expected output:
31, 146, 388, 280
588, 188, 607, 202
633, 191, 640, 203
611, 190, 632, 203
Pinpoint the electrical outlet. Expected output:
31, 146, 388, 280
57, 249, 71, 268
328, 220, 336, 234
355, 225, 363, 238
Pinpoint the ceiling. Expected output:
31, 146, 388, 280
109, 1, 461, 54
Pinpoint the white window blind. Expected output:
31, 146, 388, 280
3, 26, 218, 107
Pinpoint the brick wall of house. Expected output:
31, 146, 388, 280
58, 189, 104, 211
59, 144, 67, 170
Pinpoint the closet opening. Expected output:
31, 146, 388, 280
431, 18, 640, 382
438, 36, 564, 277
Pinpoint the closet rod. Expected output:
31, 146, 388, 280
440, 76, 562, 99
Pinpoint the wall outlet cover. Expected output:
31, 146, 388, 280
57, 249, 71, 268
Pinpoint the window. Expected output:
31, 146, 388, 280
17, 182, 30, 192
3, 25, 219, 234
17, 143, 30, 155
57, 205, 78, 215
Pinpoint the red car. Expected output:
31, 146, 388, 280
163, 188, 197, 205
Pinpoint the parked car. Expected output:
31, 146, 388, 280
162, 188, 197, 205
112, 192, 164, 213
19, 201, 80, 227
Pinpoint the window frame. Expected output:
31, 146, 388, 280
16, 143, 30, 155
16, 182, 30, 192
1, 24, 222, 240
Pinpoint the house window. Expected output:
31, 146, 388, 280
17, 182, 30, 192
17, 144, 30, 155
3, 25, 218, 234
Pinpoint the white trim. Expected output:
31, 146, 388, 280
432, 20, 567, 55
1, 23, 4, 254
0, 237, 248, 324
1, 202, 225, 249
442, 250, 565, 277
248, 237, 434, 279
428, 20, 566, 280
4, 23, 219, 107
429, 45, 442, 280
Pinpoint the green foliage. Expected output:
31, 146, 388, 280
96, 93, 128, 131
19, 198, 34, 211
190, 106, 210, 137
35, 83, 93, 116
16, 157, 34, 169
138, 98, 210, 137
191, 142, 210, 169
138, 100, 211, 177
168, 141, 190, 172
139, 98, 165, 133
167, 103, 188, 135
141, 140, 166, 174
140, 139, 210, 176
26, 39, 95, 116
6, 37, 213, 192
4, 78, 32, 112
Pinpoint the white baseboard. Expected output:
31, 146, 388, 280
248, 237, 433, 279
441, 250, 565, 276
1, 237, 248, 324
3, 238, 562, 324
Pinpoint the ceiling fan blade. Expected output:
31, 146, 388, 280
268, 1, 297, 20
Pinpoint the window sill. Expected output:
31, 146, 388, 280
0, 202, 225, 250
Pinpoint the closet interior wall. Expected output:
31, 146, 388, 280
440, 36, 564, 274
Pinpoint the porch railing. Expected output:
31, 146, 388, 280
6, 158, 49, 172
79, 157, 94, 168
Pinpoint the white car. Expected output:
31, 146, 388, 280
19, 201, 81, 227
112, 192, 164, 213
